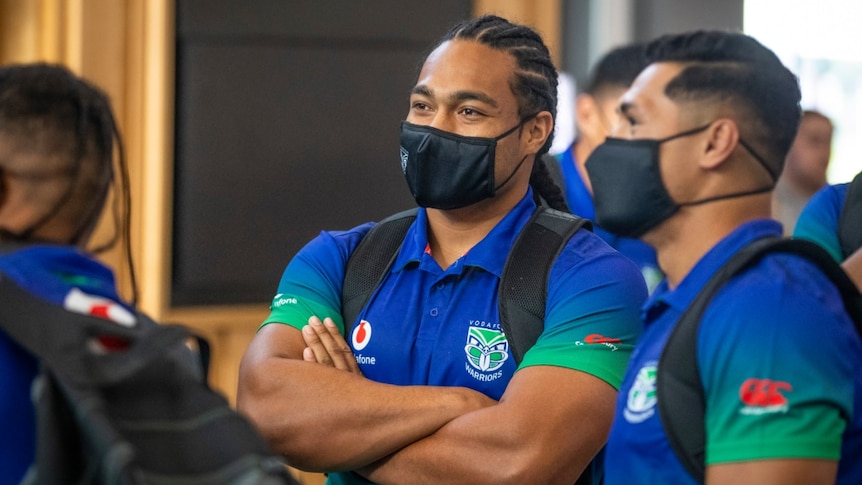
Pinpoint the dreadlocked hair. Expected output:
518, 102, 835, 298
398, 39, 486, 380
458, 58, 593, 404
0, 63, 138, 304
440, 14, 568, 212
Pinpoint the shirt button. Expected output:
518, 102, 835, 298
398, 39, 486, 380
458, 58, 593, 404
430, 308, 439, 316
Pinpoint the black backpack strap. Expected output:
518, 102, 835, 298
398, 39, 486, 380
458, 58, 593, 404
0, 273, 196, 386
499, 207, 591, 364
342, 208, 418, 331
839, 171, 862, 259
658, 237, 862, 482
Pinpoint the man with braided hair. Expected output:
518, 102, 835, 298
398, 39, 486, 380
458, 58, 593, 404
239, 15, 646, 485
0, 63, 135, 484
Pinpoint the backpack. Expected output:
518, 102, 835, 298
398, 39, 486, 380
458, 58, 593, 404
0, 273, 299, 485
341, 206, 600, 485
342, 206, 591, 364
656, 237, 862, 482
838, 170, 862, 259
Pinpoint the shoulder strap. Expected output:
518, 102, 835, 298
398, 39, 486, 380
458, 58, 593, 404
341, 206, 591, 365
657, 237, 862, 482
499, 207, 591, 363
839, 171, 862, 259
341, 209, 418, 331
0, 273, 196, 387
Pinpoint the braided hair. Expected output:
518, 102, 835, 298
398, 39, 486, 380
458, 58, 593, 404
439, 15, 569, 212
0, 63, 137, 303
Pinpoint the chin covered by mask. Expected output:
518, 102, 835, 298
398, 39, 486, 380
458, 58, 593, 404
399, 120, 528, 210
585, 124, 777, 239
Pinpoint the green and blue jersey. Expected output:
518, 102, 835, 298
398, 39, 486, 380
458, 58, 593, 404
794, 182, 849, 262
263, 191, 648, 485
605, 219, 862, 484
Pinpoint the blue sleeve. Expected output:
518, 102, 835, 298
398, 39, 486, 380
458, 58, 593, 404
519, 229, 647, 390
261, 223, 374, 334
699, 254, 859, 464
794, 183, 848, 262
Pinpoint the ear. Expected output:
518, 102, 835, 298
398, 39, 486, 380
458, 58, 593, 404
523, 111, 554, 154
575, 94, 603, 143
700, 118, 739, 170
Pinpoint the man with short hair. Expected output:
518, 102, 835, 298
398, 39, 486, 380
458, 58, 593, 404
773, 109, 834, 235
588, 31, 862, 484
553, 43, 662, 292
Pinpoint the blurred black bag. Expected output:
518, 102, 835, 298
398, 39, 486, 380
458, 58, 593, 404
0, 273, 299, 485
838, 170, 862, 259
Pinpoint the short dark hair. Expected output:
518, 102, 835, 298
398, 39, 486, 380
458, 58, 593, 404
584, 43, 649, 98
644, 31, 802, 174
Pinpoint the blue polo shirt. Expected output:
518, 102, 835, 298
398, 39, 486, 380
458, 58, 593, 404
264, 190, 648, 484
556, 146, 663, 293
794, 182, 849, 262
0, 245, 131, 485
604, 219, 862, 484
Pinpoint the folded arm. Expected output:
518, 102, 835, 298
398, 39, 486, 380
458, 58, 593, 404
236, 322, 495, 472
707, 459, 837, 485
357, 365, 617, 485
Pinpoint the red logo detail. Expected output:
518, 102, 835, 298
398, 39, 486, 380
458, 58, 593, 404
96, 335, 130, 351
739, 378, 792, 407
355, 321, 369, 344
89, 304, 111, 319
585, 334, 622, 344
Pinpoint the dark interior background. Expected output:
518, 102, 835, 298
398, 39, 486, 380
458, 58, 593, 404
172, 0, 471, 306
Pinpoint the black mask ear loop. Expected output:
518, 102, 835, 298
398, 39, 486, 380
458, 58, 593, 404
676, 133, 779, 208
493, 113, 540, 192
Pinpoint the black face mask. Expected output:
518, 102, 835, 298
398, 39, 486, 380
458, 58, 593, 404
399, 120, 529, 210
585, 123, 778, 238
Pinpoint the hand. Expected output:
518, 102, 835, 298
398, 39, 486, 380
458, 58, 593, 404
302, 316, 363, 375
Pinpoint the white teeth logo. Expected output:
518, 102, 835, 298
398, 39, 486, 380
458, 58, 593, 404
352, 320, 372, 350
399, 147, 409, 172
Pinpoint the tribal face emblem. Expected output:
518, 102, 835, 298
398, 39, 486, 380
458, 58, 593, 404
464, 327, 509, 372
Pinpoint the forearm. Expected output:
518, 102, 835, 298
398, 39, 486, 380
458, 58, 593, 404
706, 459, 838, 484
359, 366, 615, 485
237, 325, 493, 471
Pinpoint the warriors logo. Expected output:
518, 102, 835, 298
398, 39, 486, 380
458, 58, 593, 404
464, 327, 509, 373
624, 363, 658, 423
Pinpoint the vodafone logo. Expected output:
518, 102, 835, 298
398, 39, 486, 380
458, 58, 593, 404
352, 319, 372, 350
584, 334, 622, 344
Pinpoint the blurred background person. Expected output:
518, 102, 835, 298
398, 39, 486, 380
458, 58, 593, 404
773, 109, 834, 235
550, 42, 662, 292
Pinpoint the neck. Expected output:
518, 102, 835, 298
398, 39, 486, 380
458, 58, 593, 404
425, 186, 527, 269
780, 174, 824, 199
572, 139, 594, 194
645, 194, 772, 289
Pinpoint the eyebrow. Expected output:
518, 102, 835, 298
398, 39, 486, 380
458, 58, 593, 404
410, 85, 499, 109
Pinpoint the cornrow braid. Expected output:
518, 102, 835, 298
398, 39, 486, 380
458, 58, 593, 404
440, 15, 568, 211
443, 15, 558, 149
530, 156, 569, 212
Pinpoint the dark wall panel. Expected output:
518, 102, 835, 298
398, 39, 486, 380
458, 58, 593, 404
172, 0, 471, 306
